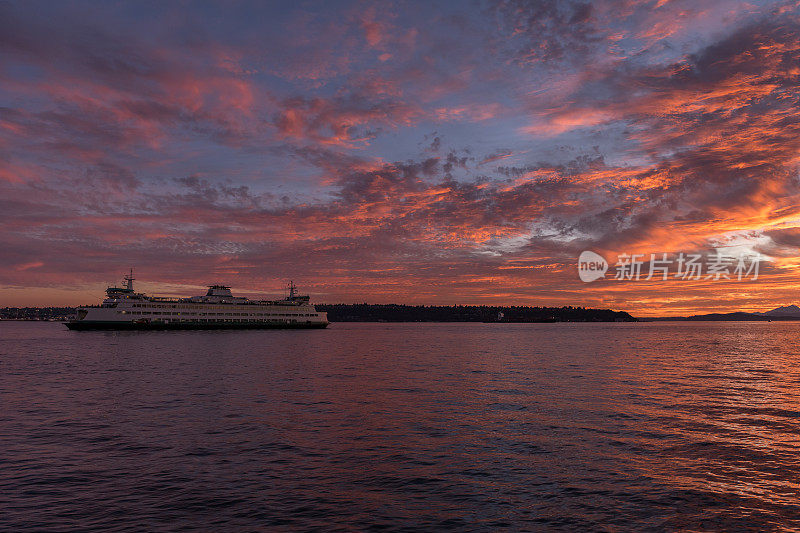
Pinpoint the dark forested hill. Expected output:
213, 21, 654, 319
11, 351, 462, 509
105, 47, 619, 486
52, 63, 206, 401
1, 307, 76, 321
316, 304, 636, 322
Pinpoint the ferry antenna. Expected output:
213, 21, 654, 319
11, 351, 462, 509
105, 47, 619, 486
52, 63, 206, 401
124, 268, 135, 291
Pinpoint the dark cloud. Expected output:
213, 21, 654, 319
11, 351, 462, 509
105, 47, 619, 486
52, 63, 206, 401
489, 0, 602, 64
765, 227, 800, 249
272, 94, 420, 146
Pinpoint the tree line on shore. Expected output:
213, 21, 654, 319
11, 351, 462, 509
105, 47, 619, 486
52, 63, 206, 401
316, 304, 636, 322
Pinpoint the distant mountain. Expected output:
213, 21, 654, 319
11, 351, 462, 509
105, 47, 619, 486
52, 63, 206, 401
682, 311, 767, 321
648, 306, 800, 321
756, 304, 800, 317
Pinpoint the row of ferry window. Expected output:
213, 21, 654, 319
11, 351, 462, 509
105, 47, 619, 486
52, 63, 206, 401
130, 303, 297, 310
158, 319, 301, 323
119, 311, 316, 317
192, 319, 295, 322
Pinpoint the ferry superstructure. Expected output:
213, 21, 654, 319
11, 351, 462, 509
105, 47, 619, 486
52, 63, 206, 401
65, 272, 329, 330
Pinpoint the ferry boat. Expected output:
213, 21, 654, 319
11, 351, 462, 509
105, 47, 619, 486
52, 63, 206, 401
65, 271, 329, 330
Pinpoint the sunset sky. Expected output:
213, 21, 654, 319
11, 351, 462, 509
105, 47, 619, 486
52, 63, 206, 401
3, 0, 800, 315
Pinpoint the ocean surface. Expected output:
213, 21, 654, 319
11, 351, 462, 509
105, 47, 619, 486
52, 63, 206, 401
2, 321, 800, 532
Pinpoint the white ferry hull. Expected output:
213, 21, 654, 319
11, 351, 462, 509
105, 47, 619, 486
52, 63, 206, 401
65, 319, 328, 330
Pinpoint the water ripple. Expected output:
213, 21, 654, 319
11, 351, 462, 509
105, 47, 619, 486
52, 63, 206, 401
2, 321, 800, 531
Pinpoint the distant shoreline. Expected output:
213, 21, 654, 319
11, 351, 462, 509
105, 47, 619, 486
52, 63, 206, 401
643, 312, 800, 321
2, 304, 637, 323
8, 306, 800, 323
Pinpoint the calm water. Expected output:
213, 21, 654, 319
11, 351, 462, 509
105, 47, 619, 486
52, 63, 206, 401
2, 321, 800, 531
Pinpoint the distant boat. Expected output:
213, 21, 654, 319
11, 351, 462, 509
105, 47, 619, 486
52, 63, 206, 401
65, 271, 329, 330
